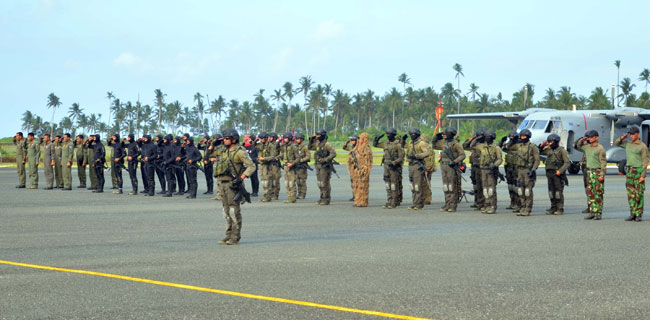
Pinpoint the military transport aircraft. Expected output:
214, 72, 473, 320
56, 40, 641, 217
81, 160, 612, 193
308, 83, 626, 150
447, 106, 650, 174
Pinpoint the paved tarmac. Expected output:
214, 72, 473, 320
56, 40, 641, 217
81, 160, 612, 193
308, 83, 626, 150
1, 166, 649, 320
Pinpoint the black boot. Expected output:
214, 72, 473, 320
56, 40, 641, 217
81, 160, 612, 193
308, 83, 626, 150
626, 215, 636, 221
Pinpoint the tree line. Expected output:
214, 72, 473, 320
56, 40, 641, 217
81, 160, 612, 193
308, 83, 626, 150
19, 63, 650, 140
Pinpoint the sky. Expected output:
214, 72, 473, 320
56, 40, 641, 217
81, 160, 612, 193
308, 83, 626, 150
1, 0, 649, 137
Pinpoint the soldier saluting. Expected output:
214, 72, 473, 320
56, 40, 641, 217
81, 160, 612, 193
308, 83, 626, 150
615, 126, 649, 222
539, 134, 570, 215
433, 127, 466, 212
473, 130, 502, 214
404, 128, 433, 210
511, 129, 540, 216
576, 130, 607, 220
374, 128, 404, 209
308, 129, 336, 205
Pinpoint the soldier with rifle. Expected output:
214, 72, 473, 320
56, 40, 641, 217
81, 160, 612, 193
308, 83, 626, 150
181, 135, 203, 199
208, 134, 226, 200
90, 134, 106, 193
499, 131, 519, 211
433, 127, 466, 212
173, 136, 186, 195
108, 134, 125, 194
84, 136, 97, 190
510, 129, 540, 216
404, 128, 433, 210
257, 132, 279, 202
154, 135, 167, 194
343, 135, 358, 202
463, 129, 485, 210
472, 130, 502, 214
374, 128, 405, 209
294, 133, 311, 199
309, 129, 337, 205
198, 135, 215, 195
214, 129, 256, 245
268, 132, 282, 200
162, 134, 177, 197
124, 134, 140, 195
539, 134, 570, 215
243, 134, 259, 197
281, 132, 300, 203
139, 135, 157, 196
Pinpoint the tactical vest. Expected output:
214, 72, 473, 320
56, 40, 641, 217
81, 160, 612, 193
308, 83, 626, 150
479, 144, 498, 167
544, 148, 565, 170
315, 142, 331, 162
284, 144, 298, 162
213, 145, 232, 177
514, 142, 533, 168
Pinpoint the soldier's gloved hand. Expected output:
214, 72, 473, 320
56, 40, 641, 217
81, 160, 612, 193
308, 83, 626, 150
527, 170, 535, 178
407, 154, 416, 161
488, 164, 496, 170
501, 136, 507, 142
435, 133, 443, 139
233, 177, 243, 185
447, 160, 455, 166
318, 159, 327, 164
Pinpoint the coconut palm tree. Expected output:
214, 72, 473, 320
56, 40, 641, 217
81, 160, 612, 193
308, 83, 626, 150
453, 63, 464, 129
68, 102, 83, 125
467, 83, 479, 101
614, 60, 621, 106
639, 68, 650, 93
282, 82, 295, 131
21, 111, 33, 132
618, 78, 636, 106
298, 76, 313, 134
154, 89, 166, 134
46, 93, 62, 137
193, 92, 204, 134
105, 91, 114, 131
270, 88, 284, 132
209, 95, 226, 133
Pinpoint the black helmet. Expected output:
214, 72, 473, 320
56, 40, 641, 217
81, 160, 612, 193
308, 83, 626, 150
444, 127, 457, 138
628, 126, 640, 134
350, 135, 359, 141
222, 128, 240, 142
385, 128, 397, 135
508, 130, 518, 138
316, 128, 327, 136
258, 131, 268, 139
475, 129, 485, 136
485, 129, 497, 139
283, 132, 293, 138
408, 128, 421, 140
295, 132, 305, 140
269, 132, 278, 139
214, 133, 223, 139
519, 129, 532, 137
547, 134, 561, 142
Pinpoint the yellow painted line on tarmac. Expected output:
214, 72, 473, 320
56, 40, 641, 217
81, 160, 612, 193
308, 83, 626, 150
0, 260, 435, 320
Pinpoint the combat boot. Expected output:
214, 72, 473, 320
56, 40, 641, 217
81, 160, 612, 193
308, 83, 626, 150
520, 210, 530, 216
625, 215, 636, 221
382, 205, 394, 209
545, 208, 555, 215
284, 198, 296, 203
162, 193, 172, 197
584, 214, 595, 220
157, 190, 166, 195
439, 205, 448, 212
319, 201, 330, 206
635, 215, 643, 222
553, 210, 563, 215
225, 240, 239, 245
447, 208, 456, 213
594, 215, 602, 220
129, 190, 137, 195
486, 207, 496, 214
218, 237, 229, 245
260, 197, 271, 202
582, 208, 590, 214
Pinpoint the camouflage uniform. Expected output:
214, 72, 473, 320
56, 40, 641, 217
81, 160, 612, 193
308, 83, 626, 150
374, 135, 405, 208
282, 141, 301, 203
474, 140, 502, 213
308, 135, 336, 205
343, 141, 356, 201
270, 139, 282, 199
214, 142, 256, 245
615, 136, 649, 220
499, 137, 519, 210
258, 140, 280, 202
27, 138, 41, 188
464, 138, 485, 209
433, 133, 466, 211
296, 141, 311, 199
540, 145, 570, 215
14, 138, 27, 187
576, 139, 607, 218
404, 134, 433, 210
512, 140, 540, 216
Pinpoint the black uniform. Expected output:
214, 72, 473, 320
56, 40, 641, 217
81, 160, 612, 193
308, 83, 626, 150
92, 135, 106, 192
162, 134, 176, 197
108, 134, 125, 191
139, 135, 156, 196
184, 137, 203, 198
174, 136, 186, 194
198, 136, 214, 194
155, 135, 167, 193
125, 134, 140, 194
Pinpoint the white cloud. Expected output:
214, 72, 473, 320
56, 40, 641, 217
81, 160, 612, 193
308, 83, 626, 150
313, 20, 344, 42
113, 52, 140, 66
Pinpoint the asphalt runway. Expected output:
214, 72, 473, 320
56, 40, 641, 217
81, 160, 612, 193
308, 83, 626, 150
1, 166, 649, 319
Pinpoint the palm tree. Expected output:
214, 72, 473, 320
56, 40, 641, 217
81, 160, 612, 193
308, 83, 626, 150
68, 102, 83, 125
298, 76, 313, 134
282, 82, 295, 131
639, 68, 650, 93
323, 84, 333, 130
106, 91, 114, 132
46, 93, 62, 136
209, 95, 226, 133
614, 60, 621, 106
193, 92, 204, 134
398, 73, 411, 91
21, 111, 33, 132
453, 63, 464, 129
387, 87, 402, 128
270, 88, 284, 132
154, 89, 166, 134
618, 77, 636, 106
467, 83, 480, 101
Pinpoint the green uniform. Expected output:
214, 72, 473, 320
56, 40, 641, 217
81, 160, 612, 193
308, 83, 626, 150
258, 141, 280, 201
86, 143, 97, 189
14, 138, 27, 187
374, 137, 405, 208
309, 138, 337, 205
54, 140, 63, 188
270, 140, 282, 199
576, 139, 607, 217
474, 141, 502, 213
43, 141, 55, 188
296, 142, 310, 199
615, 137, 649, 219
435, 136, 466, 211
404, 137, 433, 209
499, 138, 519, 209
214, 144, 256, 244
464, 138, 485, 209
75, 142, 87, 187
61, 140, 74, 189
512, 141, 540, 215
26, 139, 41, 188
540, 146, 570, 214
109, 141, 117, 189
282, 142, 301, 202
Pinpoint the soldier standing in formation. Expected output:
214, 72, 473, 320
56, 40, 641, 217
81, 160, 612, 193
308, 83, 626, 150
499, 131, 519, 210
61, 133, 74, 190
90, 135, 106, 193
198, 135, 214, 195
374, 128, 404, 209
26, 133, 41, 189
13, 132, 27, 188
257, 132, 279, 202
269, 132, 282, 200
214, 129, 256, 245
109, 134, 125, 194
615, 126, 648, 222
576, 130, 607, 220
464, 130, 485, 210
54, 135, 63, 189
343, 135, 358, 201
243, 135, 259, 197
84, 136, 97, 190
162, 135, 176, 197
125, 134, 140, 195
139, 135, 156, 196
309, 129, 336, 205
510, 129, 539, 216
173, 136, 186, 194
348, 132, 373, 207
182, 135, 203, 199
539, 134, 570, 215
405, 128, 432, 210
154, 135, 167, 194
294, 133, 310, 200
473, 130, 502, 214
75, 135, 87, 188
433, 127, 465, 212
42, 134, 55, 189
281, 132, 300, 203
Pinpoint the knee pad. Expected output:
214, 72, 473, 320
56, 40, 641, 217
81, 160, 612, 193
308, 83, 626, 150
517, 188, 523, 196
548, 191, 554, 199
390, 183, 397, 191
442, 184, 449, 192
222, 208, 229, 218
384, 182, 391, 191
483, 188, 489, 198
488, 188, 494, 197
555, 191, 562, 199
414, 184, 419, 192
448, 184, 455, 192
525, 188, 531, 197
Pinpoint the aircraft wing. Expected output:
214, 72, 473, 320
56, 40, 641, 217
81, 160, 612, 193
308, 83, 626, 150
446, 108, 554, 124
